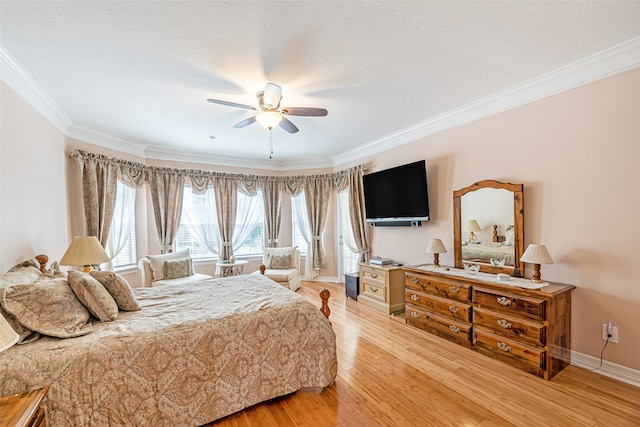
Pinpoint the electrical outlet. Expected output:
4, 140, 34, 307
602, 323, 620, 343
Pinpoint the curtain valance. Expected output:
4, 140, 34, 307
67, 150, 366, 193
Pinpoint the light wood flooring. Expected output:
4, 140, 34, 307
208, 280, 640, 426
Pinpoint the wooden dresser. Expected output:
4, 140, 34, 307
0, 387, 48, 427
358, 263, 405, 314
403, 265, 575, 380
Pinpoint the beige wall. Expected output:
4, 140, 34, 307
1, 67, 638, 371
0, 82, 69, 271
342, 68, 640, 370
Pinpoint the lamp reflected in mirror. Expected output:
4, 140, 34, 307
464, 219, 481, 244
426, 238, 447, 267
520, 244, 554, 283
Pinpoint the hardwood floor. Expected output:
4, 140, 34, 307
208, 281, 640, 426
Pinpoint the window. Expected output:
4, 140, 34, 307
107, 181, 136, 269
291, 192, 309, 254
233, 190, 264, 256
339, 189, 360, 275
176, 188, 220, 259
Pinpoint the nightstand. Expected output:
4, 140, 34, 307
0, 387, 48, 427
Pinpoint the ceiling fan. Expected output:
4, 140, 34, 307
207, 83, 328, 134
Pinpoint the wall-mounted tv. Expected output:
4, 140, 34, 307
362, 160, 430, 226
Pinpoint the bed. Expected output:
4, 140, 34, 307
0, 255, 337, 426
462, 225, 515, 266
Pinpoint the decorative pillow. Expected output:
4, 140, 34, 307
1, 277, 92, 339
7, 258, 41, 273
147, 249, 190, 281
267, 254, 290, 269
0, 306, 39, 344
0, 267, 42, 289
89, 271, 141, 311
164, 258, 193, 280
504, 225, 515, 246
68, 271, 118, 322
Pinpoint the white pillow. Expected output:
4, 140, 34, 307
504, 226, 515, 246
146, 249, 190, 281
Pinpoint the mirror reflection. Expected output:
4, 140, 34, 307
453, 180, 524, 277
461, 188, 515, 267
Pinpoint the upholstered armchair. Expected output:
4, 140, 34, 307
257, 247, 301, 292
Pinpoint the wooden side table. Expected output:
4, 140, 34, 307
0, 387, 48, 427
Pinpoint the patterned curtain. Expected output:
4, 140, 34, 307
347, 169, 370, 263
148, 170, 185, 254
261, 180, 281, 247
304, 178, 332, 272
78, 153, 118, 247
214, 177, 237, 260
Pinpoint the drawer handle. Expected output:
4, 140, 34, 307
497, 297, 512, 306
497, 342, 512, 352
369, 287, 378, 293
410, 294, 419, 301
411, 312, 420, 318
411, 277, 419, 284
448, 306, 459, 313
448, 286, 460, 294
449, 325, 461, 333
497, 319, 512, 329
370, 273, 378, 279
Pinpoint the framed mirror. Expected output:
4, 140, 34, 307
453, 180, 524, 277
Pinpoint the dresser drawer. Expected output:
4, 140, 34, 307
361, 265, 387, 285
406, 306, 471, 347
473, 287, 545, 322
362, 281, 386, 302
474, 307, 545, 347
405, 289, 472, 323
473, 329, 546, 377
405, 274, 471, 302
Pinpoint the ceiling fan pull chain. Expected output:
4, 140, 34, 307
269, 131, 274, 159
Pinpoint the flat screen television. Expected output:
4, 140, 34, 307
362, 160, 430, 225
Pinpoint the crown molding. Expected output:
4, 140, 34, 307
332, 36, 640, 166
142, 144, 334, 171
571, 350, 640, 388
67, 126, 147, 158
0, 43, 72, 134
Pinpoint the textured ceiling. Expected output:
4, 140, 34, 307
1, 1, 640, 168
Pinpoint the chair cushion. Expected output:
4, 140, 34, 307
146, 249, 190, 281
262, 268, 298, 282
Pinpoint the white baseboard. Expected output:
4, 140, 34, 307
571, 350, 640, 387
303, 276, 341, 283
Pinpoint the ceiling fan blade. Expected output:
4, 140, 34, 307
233, 116, 257, 128
263, 83, 282, 109
281, 107, 328, 117
207, 98, 257, 110
279, 117, 299, 134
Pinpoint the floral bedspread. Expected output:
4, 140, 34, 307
0, 274, 337, 426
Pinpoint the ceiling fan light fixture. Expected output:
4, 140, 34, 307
256, 110, 283, 130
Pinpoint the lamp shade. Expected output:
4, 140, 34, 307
256, 110, 283, 129
464, 219, 481, 232
60, 236, 110, 271
520, 244, 554, 264
426, 238, 447, 254
0, 314, 19, 352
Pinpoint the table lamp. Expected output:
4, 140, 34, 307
464, 219, 481, 244
426, 238, 447, 267
60, 236, 110, 272
520, 244, 554, 283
